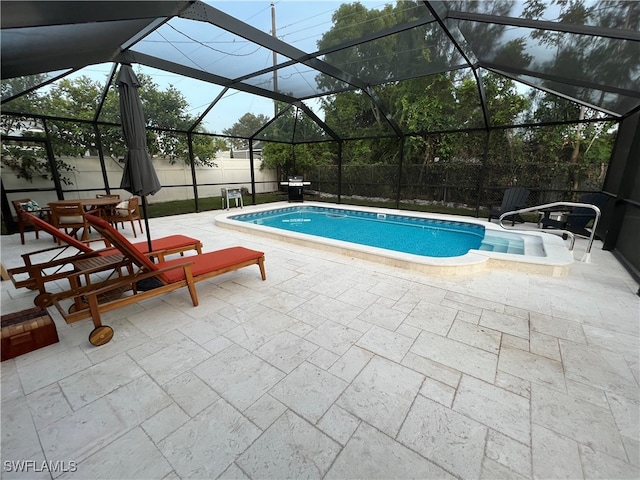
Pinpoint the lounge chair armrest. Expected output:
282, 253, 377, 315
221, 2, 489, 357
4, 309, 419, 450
142, 249, 170, 261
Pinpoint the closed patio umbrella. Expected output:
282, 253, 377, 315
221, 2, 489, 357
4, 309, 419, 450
117, 63, 160, 253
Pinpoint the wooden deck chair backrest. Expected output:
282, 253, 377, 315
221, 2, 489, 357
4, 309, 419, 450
85, 214, 169, 283
23, 213, 94, 253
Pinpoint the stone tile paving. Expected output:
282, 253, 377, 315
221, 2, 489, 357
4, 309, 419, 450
1, 209, 638, 479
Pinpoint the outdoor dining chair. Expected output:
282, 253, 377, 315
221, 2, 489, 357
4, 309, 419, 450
11, 198, 49, 244
91, 193, 121, 219
107, 196, 143, 237
48, 201, 97, 243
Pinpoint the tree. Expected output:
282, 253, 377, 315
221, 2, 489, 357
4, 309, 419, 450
519, 0, 621, 192
259, 106, 332, 180
1, 76, 80, 184
223, 113, 270, 150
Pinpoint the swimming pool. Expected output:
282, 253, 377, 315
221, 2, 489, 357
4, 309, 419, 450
230, 206, 508, 257
216, 202, 574, 276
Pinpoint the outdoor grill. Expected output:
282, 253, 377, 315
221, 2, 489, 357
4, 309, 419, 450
280, 176, 311, 202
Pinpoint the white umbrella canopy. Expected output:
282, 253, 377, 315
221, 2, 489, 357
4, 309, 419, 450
117, 64, 161, 252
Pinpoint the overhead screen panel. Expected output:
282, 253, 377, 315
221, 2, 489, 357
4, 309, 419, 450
1, 19, 156, 79
504, 72, 640, 117
321, 22, 467, 87
131, 17, 279, 80
245, 63, 351, 99
447, 0, 638, 27
210, 1, 430, 53
319, 89, 397, 140
1, 69, 71, 102
453, 18, 639, 116
200, 87, 276, 136
2, 64, 115, 120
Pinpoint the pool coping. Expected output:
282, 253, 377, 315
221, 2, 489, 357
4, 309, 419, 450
215, 202, 575, 276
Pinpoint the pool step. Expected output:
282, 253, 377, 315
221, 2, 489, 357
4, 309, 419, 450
479, 235, 525, 255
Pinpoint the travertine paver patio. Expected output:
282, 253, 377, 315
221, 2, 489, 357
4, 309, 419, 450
1, 205, 638, 479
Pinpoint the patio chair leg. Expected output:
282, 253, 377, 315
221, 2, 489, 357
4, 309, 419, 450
184, 269, 199, 306
258, 257, 267, 281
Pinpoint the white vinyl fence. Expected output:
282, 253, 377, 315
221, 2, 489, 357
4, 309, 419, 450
4, 152, 278, 208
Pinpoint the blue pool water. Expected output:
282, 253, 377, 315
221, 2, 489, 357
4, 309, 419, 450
230, 206, 508, 258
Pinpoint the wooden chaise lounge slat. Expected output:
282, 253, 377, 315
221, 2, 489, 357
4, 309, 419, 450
44, 214, 266, 346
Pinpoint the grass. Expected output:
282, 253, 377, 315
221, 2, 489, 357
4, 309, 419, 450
145, 193, 287, 218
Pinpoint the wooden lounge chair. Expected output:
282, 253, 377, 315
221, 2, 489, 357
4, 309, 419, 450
7, 213, 203, 306
41, 214, 266, 346
488, 187, 530, 225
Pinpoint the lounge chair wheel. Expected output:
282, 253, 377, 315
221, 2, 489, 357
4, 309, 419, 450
34, 292, 53, 308
89, 326, 114, 346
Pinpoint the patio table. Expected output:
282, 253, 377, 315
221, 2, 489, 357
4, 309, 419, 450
48, 198, 122, 241
56, 198, 123, 220
54, 198, 121, 209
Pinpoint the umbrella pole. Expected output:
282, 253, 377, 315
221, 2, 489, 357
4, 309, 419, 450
141, 195, 153, 255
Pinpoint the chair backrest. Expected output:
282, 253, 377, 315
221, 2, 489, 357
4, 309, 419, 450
85, 214, 166, 281
11, 198, 31, 223
49, 202, 86, 226
128, 196, 140, 214
222, 188, 242, 199
115, 197, 139, 217
12, 198, 31, 212
96, 193, 120, 199
500, 188, 530, 210
567, 192, 608, 229
22, 213, 93, 253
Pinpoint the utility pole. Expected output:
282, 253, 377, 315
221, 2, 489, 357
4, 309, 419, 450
271, 2, 278, 117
